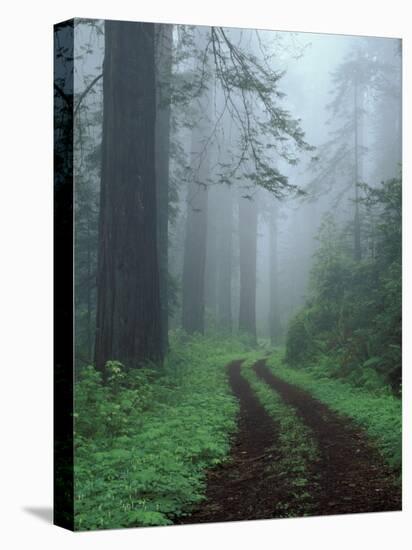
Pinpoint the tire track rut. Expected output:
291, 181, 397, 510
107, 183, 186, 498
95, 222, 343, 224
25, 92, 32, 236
183, 360, 288, 524
184, 358, 401, 525
254, 359, 401, 515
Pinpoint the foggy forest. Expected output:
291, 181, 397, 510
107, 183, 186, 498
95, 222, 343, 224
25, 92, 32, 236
54, 18, 402, 530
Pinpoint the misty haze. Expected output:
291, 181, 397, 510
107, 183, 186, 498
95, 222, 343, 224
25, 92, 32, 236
54, 19, 402, 530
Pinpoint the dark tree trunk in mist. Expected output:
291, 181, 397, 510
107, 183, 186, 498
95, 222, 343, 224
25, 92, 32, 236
238, 195, 258, 343
181, 125, 209, 334
155, 24, 173, 354
86, 209, 93, 360
181, 27, 213, 336
205, 189, 218, 322
95, 21, 162, 372
181, 182, 208, 335
353, 68, 362, 262
269, 201, 281, 345
217, 184, 233, 331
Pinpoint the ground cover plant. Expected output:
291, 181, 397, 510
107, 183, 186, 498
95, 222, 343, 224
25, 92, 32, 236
74, 334, 246, 529
267, 351, 402, 475
54, 19, 402, 530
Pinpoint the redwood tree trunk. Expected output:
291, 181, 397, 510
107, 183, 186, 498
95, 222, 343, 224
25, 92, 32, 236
155, 24, 173, 354
205, 188, 218, 324
181, 127, 209, 334
353, 70, 362, 262
217, 184, 233, 331
95, 21, 162, 372
238, 195, 258, 343
269, 201, 281, 344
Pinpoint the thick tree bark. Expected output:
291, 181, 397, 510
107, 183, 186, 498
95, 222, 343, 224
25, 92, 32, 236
217, 184, 233, 331
95, 21, 162, 372
181, 124, 209, 334
238, 194, 258, 344
269, 201, 281, 345
155, 24, 173, 354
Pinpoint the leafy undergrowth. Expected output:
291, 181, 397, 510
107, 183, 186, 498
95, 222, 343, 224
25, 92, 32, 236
74, 333, 247, 530
267, 350, 402, 476
241, 358, 317, 516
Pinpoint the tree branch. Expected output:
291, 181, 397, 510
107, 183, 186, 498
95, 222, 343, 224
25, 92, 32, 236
74, 73, 103, 118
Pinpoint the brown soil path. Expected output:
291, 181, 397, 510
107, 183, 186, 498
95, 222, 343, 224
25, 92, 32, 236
183, 360, 289, 524
183, 359, 401, 525
254, 359, 401, 515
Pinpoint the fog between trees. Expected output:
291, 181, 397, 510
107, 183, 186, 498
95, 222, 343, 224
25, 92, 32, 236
56, 20, 401, 386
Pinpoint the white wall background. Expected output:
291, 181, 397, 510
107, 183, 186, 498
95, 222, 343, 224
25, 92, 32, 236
0, 0, 410, 548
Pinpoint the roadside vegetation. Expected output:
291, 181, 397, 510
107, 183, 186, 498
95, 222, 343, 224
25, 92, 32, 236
57, 21, 402, 530
285, 177, 402, 395
74, 336, 401, 529
267, 351, 401, 475
74, 333, 246, 530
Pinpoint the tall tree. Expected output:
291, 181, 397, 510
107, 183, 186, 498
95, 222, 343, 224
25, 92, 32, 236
205, 186, 219, 324
217, 183, 233, 331
309, 41, 395, 261
238, 193, 258, 343
181, 114, 210, 334
371, 40, 402, 182
95, 21, 162, 372
352, 52, 363, 261
181, 27, 213, 335
324, 48, 368, 261
155, 24, 174, 354
177, 26, 312, 336
268, 200, 281, 344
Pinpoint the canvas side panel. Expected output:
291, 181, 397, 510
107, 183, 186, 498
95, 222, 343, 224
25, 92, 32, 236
54, 18, 75, 531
